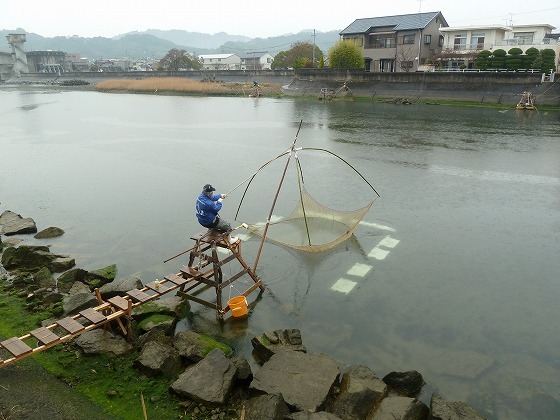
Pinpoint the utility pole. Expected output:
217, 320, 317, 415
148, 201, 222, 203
312, 29, 316, 68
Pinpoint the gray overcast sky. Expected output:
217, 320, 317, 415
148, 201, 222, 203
3, 1, 560, 38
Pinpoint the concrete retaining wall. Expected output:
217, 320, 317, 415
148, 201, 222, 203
288, 69, 560, 106
5, 69, 560, 106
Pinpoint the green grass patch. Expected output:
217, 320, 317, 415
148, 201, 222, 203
0, 288, 187, 419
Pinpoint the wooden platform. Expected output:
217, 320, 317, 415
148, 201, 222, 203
175, 230, 264, 319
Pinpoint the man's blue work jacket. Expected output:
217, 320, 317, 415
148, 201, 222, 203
196, 193, 223, 227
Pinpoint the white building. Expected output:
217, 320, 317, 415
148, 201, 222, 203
198, 53, 241, 70
240, 53, 274, 70
439, 24, 559, 70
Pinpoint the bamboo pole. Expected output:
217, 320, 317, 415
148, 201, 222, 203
252, 120, 303, 273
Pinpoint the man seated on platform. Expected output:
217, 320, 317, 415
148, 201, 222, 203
196, 184, 239, 244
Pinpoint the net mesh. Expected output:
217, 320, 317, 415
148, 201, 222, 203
247, 187, 374, 252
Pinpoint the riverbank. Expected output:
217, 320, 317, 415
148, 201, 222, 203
1, 211, 490, 420
3, 69, 559, 108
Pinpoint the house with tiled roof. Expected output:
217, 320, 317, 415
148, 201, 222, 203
340, 11, 448, 72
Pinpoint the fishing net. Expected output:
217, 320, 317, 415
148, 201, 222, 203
246, 186, 374, 252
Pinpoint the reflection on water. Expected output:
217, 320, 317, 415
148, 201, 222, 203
1, 89, 560, 418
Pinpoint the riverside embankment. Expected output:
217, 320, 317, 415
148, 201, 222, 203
4, 69, 560, 106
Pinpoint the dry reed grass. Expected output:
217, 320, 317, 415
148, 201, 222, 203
95, 77, 282, 96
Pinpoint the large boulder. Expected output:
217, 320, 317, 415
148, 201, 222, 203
368, 396, 429, 420
173, 330, 232, 363
251, 329, 306, 363
330, 365, 388, 419
250, 351, 340, 412
68, 281, 91, 295
34, 267, 56, 288
0, 210, 37, 235
83, 264, 117, 288
135, 341, 182, 376
430, 394, 486, 420
138, 314, 176, 335
1, 245, 51, 272
50, 256, 76, 273
74, 329, 133, 356
382, 370, 425, 397
57, 268, 89, 292
62, 292, 98, 315
170, 348, 236, 406
1, 245, 74, 273
133, 294, 190, 319
34, 227, 65, 239
243, 394, 291, 420
98, 276, 143, 299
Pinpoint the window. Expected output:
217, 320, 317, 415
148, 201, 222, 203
424, 34, 432, 44
345, 36, 363, 47
514, 32, 534, 45
369, 35, 396, 48
438, 35, 444, 47
403, 34, 415, 44
471, 33, 485, 50
454, 33, 467, 50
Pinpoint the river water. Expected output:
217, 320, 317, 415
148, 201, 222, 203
1, 87, 560, 418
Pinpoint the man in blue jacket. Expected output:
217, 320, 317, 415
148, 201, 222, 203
196, 184, 238, 244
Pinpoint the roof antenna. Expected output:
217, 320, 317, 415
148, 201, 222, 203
418, 0, 423, 12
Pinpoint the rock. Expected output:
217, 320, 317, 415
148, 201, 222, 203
42, 291, 64, 306
382, 370, 426, 397
135, 341, 182, 376
1, 245, 51, 272
133, 294, 190, 319
173, 330, 232, 363
243, 394, 291, 420
368, 396, 429, 419
57, 268, 89, 292
232, 355, 253, 384
62, 292, 98, 315
34, 267, 55, 288
170, 348, 236, 406
0, 210, 37, 235
83, 264, 117, 288
250, 351, 340, 412
135, 327, 172, 348
330, 365, 388, 419
138, 314, 176, 334
251, 329, 307, 363
430, 393, 486, 420
68, 281, 91, 295
50, 256, 76, 273
74, 329, 133, 356
98, 276, 143, 299
34, 227, 65, 239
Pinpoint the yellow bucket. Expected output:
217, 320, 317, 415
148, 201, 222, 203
228, 296, 248, 318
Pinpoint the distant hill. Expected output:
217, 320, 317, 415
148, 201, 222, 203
121, 29, 252, 50
0, 28, 341, 60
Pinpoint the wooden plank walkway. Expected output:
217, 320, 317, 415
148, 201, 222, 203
0, 274, 191, 368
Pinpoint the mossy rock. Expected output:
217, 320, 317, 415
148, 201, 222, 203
90, 264, 117, 280
132, 295, 190, 319
137, 314, 176, 333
